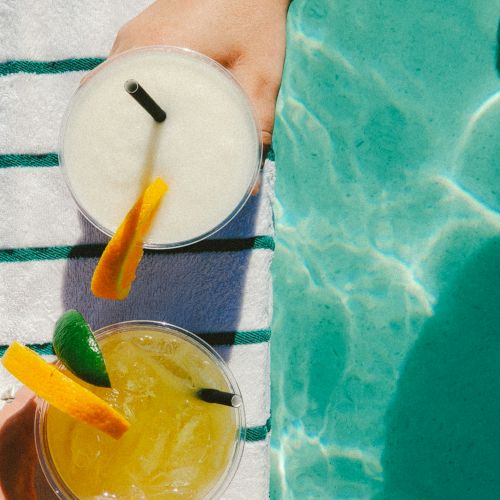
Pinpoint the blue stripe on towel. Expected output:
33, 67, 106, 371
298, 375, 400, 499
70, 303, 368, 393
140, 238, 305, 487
1, 148, 275, 168
0, 237, 275, 263
0, 58, 104, 76
245, 418, 272, 442
0, 153, 59, 168
0, 329, 271, 357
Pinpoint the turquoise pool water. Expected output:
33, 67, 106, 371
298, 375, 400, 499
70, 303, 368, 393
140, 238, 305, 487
270, 1, 500, 498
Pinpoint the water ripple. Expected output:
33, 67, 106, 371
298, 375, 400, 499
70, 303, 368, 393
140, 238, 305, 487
272, 0, 500, 497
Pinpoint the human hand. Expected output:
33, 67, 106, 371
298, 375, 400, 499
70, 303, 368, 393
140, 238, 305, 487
0, 389, 56, 499
109, 0, 289, 152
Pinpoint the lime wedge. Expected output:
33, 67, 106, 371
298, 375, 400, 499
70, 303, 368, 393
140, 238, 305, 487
53, 310, 111, 387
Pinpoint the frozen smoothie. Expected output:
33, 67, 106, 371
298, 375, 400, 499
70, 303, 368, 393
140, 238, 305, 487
61, 47, 261, 248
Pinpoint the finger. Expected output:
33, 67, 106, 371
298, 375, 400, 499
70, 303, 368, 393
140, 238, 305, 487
79, 64, 105, 86
251, 173, 262, 196
109, 30, 124, 58
81, 25, 127, 86
0, 387, 35, 424
80, 72, 92, 86
0, 391, 38, 499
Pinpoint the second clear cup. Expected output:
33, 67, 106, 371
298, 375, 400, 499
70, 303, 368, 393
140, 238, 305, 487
35, 320, 246, 499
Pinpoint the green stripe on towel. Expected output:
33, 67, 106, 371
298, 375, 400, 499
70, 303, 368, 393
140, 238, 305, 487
199, 330, 272, 345
0, 329, 271, 357
0, 343, 55, 357
198, 330, 271, 345
0, 237, 274, 263
245, 418, 272, 442
0, 58, 104, 76
0, 153, 59, 168
233, 329, 271, 345
1, 148, 275, 168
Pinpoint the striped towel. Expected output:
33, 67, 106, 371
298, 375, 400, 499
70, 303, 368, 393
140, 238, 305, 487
0, 1, 273, 498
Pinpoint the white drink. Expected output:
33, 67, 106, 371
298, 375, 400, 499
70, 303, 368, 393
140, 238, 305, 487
61, 47, 261, 248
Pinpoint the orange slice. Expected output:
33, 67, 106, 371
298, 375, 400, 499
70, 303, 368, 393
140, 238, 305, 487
91, 177, 168, 300
2, 342, 129, 439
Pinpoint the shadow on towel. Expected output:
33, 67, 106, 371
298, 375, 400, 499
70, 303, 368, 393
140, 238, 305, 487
61, 184, 264, 364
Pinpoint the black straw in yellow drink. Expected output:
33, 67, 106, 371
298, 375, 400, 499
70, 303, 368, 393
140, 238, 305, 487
36, 321, 245, 499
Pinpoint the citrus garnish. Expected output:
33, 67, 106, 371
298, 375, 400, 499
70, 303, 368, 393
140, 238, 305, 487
91, 177, 168, 300
1, 342, 129, 439
53, 310, 111, 388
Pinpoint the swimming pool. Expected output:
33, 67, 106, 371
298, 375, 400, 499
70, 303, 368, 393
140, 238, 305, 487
270, 1, 500, 497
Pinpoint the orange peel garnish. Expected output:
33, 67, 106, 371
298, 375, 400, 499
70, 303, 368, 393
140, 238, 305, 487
91, 177, 168, 300
2, 342, 129, 439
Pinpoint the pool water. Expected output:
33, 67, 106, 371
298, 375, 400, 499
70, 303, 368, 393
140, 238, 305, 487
270, 1, 500, 498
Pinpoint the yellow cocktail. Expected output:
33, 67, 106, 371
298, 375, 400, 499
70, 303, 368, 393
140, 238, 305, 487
35, 321, 245, 499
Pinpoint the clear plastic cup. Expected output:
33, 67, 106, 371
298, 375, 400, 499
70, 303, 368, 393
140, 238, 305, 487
60, 46, 262, 249
35, 321, 246, 499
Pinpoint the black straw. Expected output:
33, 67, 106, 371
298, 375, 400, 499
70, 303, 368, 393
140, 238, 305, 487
196, 389, 242, 408
124, 79, 166, 123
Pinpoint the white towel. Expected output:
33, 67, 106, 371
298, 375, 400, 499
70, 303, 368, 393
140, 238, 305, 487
0, 1, 273, 498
